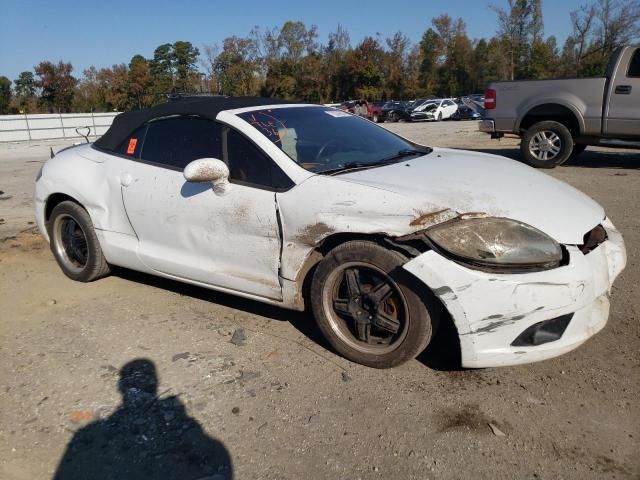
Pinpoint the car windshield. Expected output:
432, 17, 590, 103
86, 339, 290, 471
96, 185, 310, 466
238, 106, 430, 174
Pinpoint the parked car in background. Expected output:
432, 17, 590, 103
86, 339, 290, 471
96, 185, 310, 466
452, 105, 482, 121
338, 100, 358, 114
382, 101, 411, 122
369, 102, 385, 123
35, 96, 626, 369
410, 99, 458, 121
480, 45, 640, 168
339, 100, 386, 123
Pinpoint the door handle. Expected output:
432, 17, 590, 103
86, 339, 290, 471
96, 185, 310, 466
615, 85, 632, 94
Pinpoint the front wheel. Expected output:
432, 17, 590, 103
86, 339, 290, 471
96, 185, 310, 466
521, 120, 574, 168
372, 113, 380, 123
311, 241, 433, 368
47, 201, 111, 282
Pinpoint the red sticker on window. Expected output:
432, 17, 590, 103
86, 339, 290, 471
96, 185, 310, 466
126, 138, 138, 154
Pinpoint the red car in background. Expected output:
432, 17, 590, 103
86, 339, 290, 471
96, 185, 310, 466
338, 100, 385, 123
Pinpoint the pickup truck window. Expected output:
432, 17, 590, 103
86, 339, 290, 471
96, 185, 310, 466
628, 48, 640, 77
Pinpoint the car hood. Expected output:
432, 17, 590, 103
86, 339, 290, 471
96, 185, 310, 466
337, 148, 604, 244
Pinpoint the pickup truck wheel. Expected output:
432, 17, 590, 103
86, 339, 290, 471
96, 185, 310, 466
311, 241, 433, 369
521, 121, 574, 168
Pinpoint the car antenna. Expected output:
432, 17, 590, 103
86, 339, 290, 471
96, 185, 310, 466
75, 126, 91, 144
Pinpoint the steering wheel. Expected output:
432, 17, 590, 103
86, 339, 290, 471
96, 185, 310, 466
315, 139, 340, 163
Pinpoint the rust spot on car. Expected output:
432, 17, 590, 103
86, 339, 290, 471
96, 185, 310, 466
295, 222, 335, 246
410, 208, 456, 227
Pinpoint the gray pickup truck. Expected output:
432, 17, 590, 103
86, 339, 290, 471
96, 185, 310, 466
479, 45, 640, 168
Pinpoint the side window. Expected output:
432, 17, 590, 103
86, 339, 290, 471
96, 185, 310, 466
226, 129, 293, 191
141, 117, 223, 169
116, 126, 146, 158
628, 48, 640, 77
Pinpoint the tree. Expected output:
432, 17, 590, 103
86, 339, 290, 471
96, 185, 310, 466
173, 41, 200, 91
581, 0, 640, 75
492, 0, 541, 79
128, 55, 154, 108
73, 66, 106, 112
344, 37, 385, 100
98, 64, 129, 111
384, 32, 411, 99
0, 76, 11, 114
258, 21, 321, 100
418, 28, 442, 95
150, 43, 175, 94
215, 35, 261, 96
34, 61, 77, 112
560, 4, 598, 76
529, 36, 560, 78
14, 71, 36, 111
322, 24, 352, 101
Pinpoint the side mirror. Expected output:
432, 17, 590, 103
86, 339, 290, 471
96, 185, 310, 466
183, 158, 231, 195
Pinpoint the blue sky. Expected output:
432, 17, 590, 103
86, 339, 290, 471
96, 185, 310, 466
1, 0, 588, 81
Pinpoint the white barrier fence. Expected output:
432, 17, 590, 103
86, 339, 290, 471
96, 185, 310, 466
0, 112, 120, 143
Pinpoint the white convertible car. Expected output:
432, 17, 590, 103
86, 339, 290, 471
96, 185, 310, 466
34, 97, 627, 368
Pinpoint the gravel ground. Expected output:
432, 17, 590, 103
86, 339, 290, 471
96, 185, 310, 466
0, 122, 638, 479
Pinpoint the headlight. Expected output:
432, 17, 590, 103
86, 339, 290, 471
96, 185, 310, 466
425, 217, 563, 271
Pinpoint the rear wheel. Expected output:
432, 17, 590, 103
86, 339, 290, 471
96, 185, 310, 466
47, 201, 111, 282
311, 241, 433, 368
521, 120, 574, 168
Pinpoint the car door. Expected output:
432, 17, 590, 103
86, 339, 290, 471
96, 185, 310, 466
443, 100, 457, 118
119, 116, 287, 300
605, 47, 640, 136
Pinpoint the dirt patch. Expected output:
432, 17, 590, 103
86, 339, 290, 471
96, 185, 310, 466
0, 230, 46, 255
436, 403, 499, 433
294, 222, 334, 246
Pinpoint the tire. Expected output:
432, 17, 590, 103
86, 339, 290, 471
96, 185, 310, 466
521, 120, 574, 168
311, 240, 433, 368
391, 112, 399, 122
372, 113, 379, 123
47, 200, 111, 282
436, 112, 443, 122
570, 143, 588, 159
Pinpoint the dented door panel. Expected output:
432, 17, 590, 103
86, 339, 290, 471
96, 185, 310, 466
121, 161, 282, 300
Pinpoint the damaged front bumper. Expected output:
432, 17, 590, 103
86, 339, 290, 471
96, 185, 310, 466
403, 218, 626, 368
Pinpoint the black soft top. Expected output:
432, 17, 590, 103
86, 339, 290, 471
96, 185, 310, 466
94, 96, 300, 151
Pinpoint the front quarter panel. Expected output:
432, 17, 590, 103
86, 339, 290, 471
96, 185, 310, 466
276, 174, 450, 282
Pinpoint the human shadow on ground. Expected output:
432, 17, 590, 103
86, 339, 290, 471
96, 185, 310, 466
473, 147, 640, 169
53, 358, 233, 480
